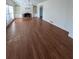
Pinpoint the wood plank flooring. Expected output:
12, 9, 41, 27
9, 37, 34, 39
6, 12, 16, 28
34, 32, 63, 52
6, 17, 73, 59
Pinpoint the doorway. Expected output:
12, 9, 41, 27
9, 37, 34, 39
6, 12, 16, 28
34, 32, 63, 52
33, 5, 37, 17
39, 6, 43, 19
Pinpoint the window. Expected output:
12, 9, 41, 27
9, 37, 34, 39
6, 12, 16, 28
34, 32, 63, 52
6, 5, 14, 25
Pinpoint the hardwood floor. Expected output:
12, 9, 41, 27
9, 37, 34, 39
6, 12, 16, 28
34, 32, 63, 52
6, 17, 73, 59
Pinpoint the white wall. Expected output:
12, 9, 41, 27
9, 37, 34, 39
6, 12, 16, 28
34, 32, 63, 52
14, 5, 33, 18
13, 0, 33, 18
65, 0, 73, 38
37, 0, 73, 38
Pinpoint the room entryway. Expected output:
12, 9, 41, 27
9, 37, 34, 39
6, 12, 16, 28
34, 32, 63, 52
39, 6, 43, 19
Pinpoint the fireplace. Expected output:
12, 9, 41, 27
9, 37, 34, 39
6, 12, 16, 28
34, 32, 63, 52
23, 13, 31, 17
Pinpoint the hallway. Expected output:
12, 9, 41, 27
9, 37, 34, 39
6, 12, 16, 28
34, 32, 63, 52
6, 17, 73, 59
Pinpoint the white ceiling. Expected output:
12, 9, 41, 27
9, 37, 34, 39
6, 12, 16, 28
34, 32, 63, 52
14, 0, 47, 6
30, 0, 47, 4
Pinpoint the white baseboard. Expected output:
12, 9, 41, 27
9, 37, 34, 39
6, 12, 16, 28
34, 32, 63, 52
68, 34, 73, 39
43, 19, 73, 39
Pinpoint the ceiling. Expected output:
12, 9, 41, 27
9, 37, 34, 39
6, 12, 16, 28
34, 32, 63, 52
14, 0, 47, 6
30, 0, 47, 4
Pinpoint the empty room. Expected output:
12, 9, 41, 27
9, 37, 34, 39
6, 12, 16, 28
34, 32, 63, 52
6, 0, 73, 59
